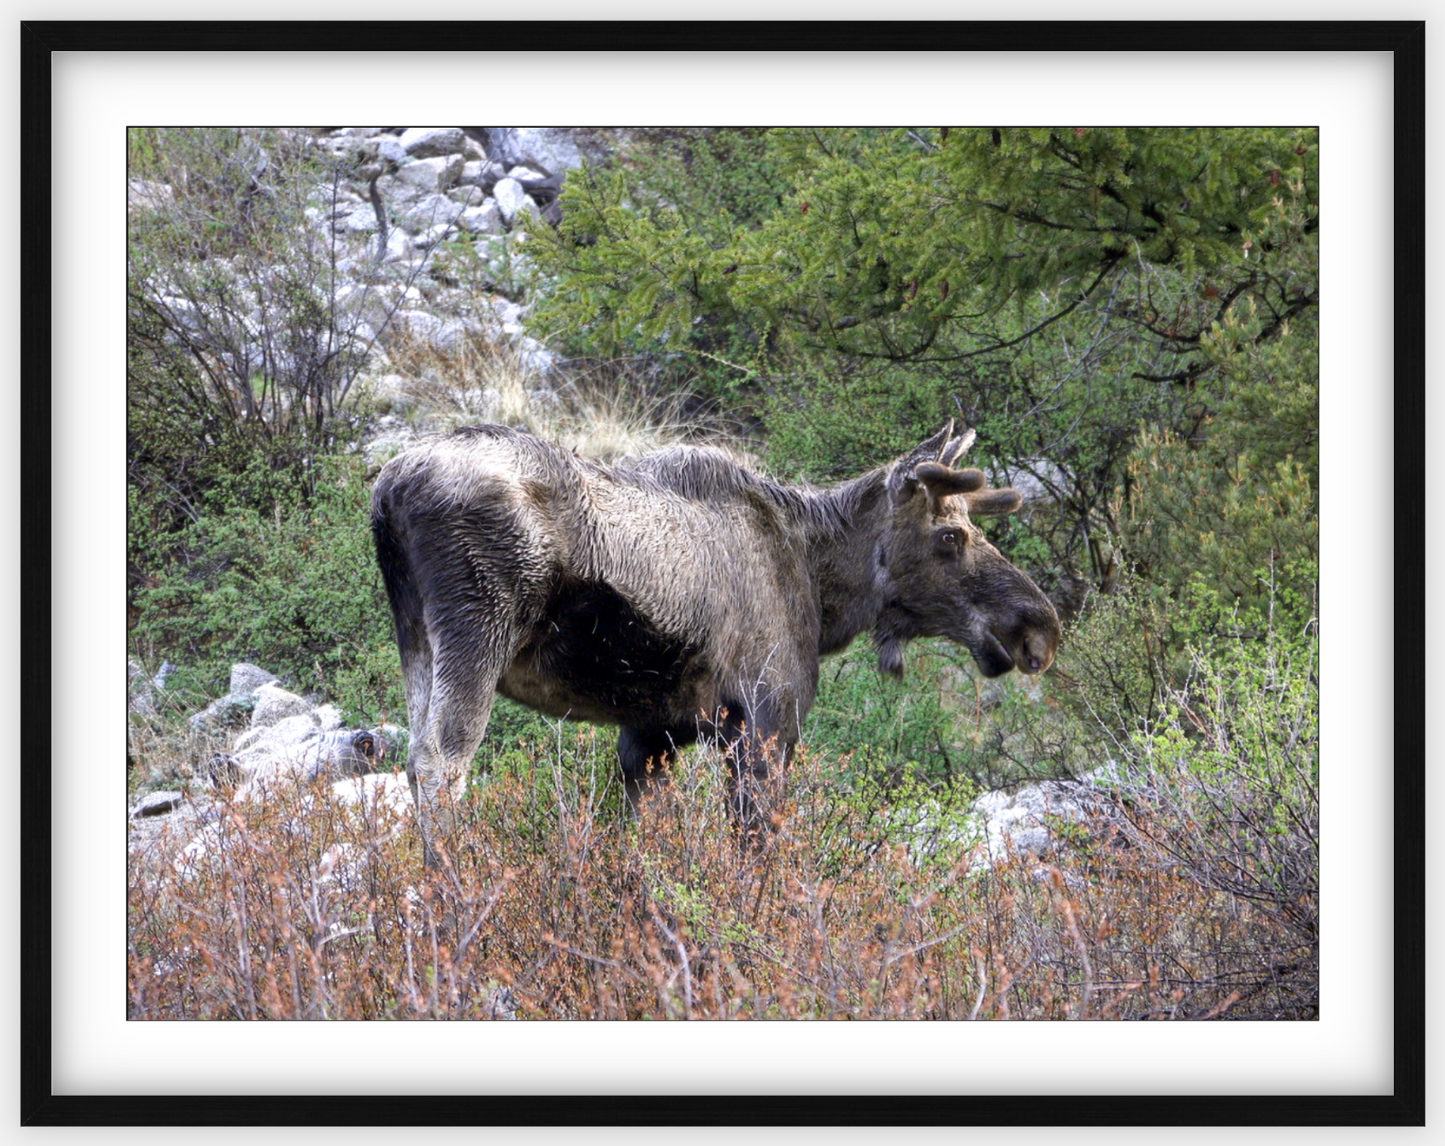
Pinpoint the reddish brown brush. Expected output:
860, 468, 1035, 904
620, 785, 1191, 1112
129, 738, 1314, 1021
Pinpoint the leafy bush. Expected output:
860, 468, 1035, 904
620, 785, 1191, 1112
129, 453, 399, 724
1106, 575, 1320, 1016
804, 638, 959, 783
529, 128, 784, 406
128, 128, 383, 452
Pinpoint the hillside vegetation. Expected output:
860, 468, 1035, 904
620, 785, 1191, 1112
128, 127, 1319, 1020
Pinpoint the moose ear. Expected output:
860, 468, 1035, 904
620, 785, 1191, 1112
938, 427, 976, 467
965, 487, 1024, 516
915, 420, 954, 460
887, 466, 918, 506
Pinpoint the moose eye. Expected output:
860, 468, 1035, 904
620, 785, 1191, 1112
935, 530, 962, 556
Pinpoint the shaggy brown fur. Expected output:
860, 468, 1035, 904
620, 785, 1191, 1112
371, 422, 1060, 863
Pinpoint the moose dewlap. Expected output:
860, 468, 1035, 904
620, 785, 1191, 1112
371, 421, 1060, 863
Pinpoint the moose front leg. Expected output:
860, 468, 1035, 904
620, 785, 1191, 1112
711, 701, 792, 834
617, 726, 678, 816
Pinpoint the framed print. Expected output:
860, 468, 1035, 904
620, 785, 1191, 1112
23, 19, 1424, 1126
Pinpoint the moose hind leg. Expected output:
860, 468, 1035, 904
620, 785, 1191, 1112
617, 726, 678, 816
409, 642, 511, 867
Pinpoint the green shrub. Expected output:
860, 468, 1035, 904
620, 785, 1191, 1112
804, 638, 960, 785
1111, 575, 1319, 1009
130, 453, 396, 723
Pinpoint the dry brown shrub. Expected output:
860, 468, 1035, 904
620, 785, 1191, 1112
129, 728, 1313, 1020
373, 328, 727, 463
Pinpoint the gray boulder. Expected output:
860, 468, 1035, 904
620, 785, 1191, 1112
229, 663, 278, 696
234, 711, 320, 754
492, 178, 538, 228
374, 136, 409, 164
447, 184, 488, 208
970, 765, 1124, 870
338, 207, 380, 234
128, 179, 175, 214
460, 201, 504, 235
250, 683, 313, 729
486, 128, 591, 174
897, 765, 1126, 875
394, 156, 464, 195
187, 662, 284, 729
399, 128, 466, 159
398, 191, 464, 233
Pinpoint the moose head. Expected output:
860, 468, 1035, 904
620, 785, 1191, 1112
874, 422, 1061, 679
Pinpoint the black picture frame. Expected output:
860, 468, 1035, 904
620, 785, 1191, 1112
25, 21, 1424, 1126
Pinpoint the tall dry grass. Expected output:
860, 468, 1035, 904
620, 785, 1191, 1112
374, 328, 732, 463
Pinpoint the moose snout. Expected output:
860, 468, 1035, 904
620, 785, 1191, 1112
1017, 630, 1057, 675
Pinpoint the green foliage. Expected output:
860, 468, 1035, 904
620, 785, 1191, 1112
804, 638, 960, 785
761, 360, 960, 479
429, 230, 536, 303
129, 454, 397, 723
1118, 576, 1319, 957
529, 129, 783, 403
1124, 428, 1317, 612
473, 697, 583, 778
531, 127, 1317, 600
539, 127, 1315, 364
1119, 269, 1318, 623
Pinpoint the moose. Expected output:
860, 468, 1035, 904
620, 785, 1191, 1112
371, 420, 1061, 863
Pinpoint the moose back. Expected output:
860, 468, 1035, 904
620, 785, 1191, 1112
371, 422, 1060, 861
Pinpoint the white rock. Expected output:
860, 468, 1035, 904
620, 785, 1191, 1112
175, 823, 225, 875
447, 184, 488, 207
267, 712, 324, 748
399, 128, 466, 159
491, 298, 524, 326
394, 156, 463, 194
250, 683, 313, 730
381, 228, 416, 264
970, 778, 1108, 870
338, 207, 379, 234
375, 136, 408, 164
493, 128, 587, 173
391, 310, 445, 346
492, 178, 536, 226
329, 771, 413, 818
127, 179, 174, 213
419, 223, 459, 248
516, 336, 556, 374
398, 192, 464, 233
229, 663, 278, 697
460, 201, 504, 234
